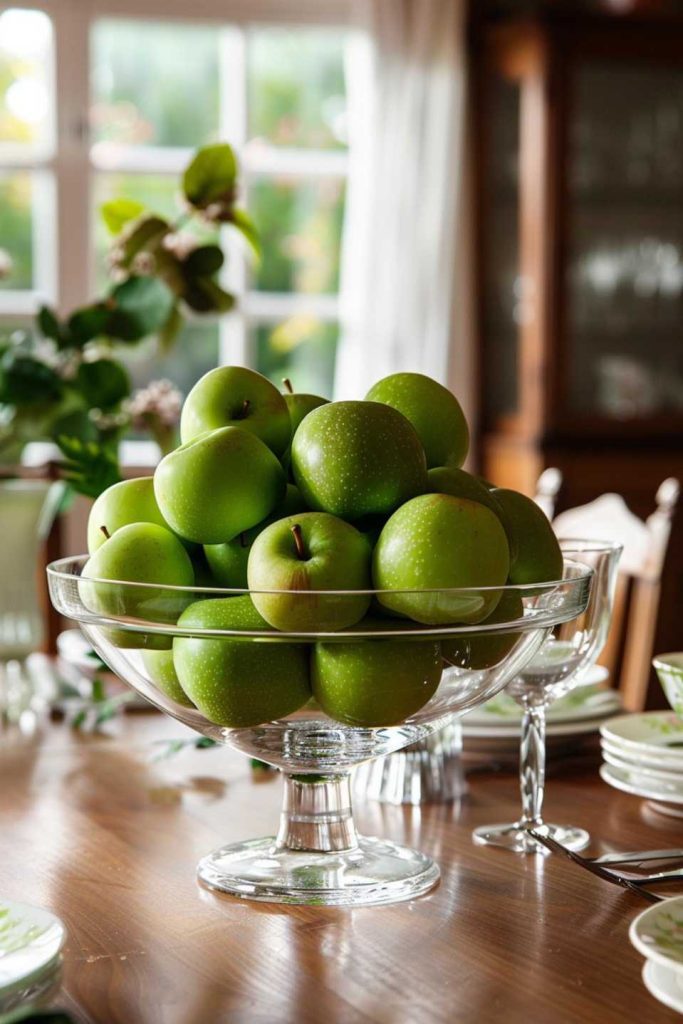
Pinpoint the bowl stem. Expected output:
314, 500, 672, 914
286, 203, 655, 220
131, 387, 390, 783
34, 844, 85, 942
276, 773, 358, 853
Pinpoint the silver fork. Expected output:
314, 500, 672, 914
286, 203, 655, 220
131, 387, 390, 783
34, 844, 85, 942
528, 830, 683, 902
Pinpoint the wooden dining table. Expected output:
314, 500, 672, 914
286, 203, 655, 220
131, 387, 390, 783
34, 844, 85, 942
2, 711, 681, 1024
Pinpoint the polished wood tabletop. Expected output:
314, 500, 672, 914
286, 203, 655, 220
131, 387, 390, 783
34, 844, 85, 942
2, 713, 681, 1024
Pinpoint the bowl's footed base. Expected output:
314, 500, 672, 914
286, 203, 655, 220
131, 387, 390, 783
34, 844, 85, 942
197, 835, 440, 907
472, 822, 590, 854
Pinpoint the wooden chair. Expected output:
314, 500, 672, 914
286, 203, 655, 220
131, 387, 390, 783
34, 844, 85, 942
552, 478, 680, 711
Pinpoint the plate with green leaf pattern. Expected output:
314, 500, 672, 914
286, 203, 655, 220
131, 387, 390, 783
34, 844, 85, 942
630, 897, 683, 980
0, 900, 65, 994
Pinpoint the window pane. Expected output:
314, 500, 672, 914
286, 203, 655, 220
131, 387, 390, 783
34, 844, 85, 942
91, 20, 219, 153
253, 317, 337, 397
250, 177, 345, 294
0, 172, 33, 290
0, 8, 53, 150
248, 29, 347, 150
122, 322, 220, 398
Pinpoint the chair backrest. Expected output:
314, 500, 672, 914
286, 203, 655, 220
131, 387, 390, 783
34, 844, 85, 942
0, 479, 64, 658
534, 467, 562, 520
552, 478, 680, 711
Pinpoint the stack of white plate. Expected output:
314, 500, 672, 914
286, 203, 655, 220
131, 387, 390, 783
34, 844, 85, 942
599, 712, 683, 819
461, 666, 620, 764
630, 897, 683, 1014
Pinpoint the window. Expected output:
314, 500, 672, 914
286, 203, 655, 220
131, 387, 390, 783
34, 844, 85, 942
0, 3, 350, 408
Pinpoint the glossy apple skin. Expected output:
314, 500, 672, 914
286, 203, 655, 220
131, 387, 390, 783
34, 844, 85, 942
180, 365, 291, 456
427, 467, 504, 518
284, 392, 329, 434
291, 401, 427, 521
372, 494, 510, 624
366, 372, 469, 469
173, 596, 311, 728
248, 511, 372, 632
204, 484, 307, 589
441, 590, 524, 670
312, 633, 442, 726
141, 649, 195, 708
80, 523, 195, 650
492, 488, 563, 585
154, 426, 286, 545
87, 477, 169, 554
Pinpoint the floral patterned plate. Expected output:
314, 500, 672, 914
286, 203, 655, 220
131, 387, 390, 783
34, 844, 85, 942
600, 763, 683, 805
0, 900, 65, 994
642, 960, 683, 1015
630, 897, 683, 978
600, 713, 683, 766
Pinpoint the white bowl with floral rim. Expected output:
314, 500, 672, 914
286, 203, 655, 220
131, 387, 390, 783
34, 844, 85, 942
653, 654, 683, 717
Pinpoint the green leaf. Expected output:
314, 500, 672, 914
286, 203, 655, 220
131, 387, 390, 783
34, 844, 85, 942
183, 278, 234, 314
157, 304, 184, 353
183, 143, 237, 209
76, 359, 130, 409
101, 198, 146, 235
55, 436, 122, 498
107, 275, 175, 341
115, 215, 170, 270
67, 304, 110, 346
37, 305, 62, 342
230, 208, 261, 262
184, 244, 224, 277
0, 352, 62, 404
51, 409, 99, 445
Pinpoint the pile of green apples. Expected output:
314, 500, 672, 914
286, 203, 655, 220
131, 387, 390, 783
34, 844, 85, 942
81, 367, 563, 729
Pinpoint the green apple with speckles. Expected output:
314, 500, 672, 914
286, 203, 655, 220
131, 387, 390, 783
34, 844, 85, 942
247, 511, 372, 632
372, 494, 510, 624
180, 365, 291, 456
204, 484, 307, 588
441, 590, 524, 670
154, 426, 286, 544
87, 477, 170, 554
427, 466, 504, 518
312, 629, 442, 726
173, 595, 311, 727
80, 522, 195, 650
280, 380, 329, 477
492, 488, 563, 585
366, 372, 469, 469
291, 400, 427, 521
141, 648, 195, 707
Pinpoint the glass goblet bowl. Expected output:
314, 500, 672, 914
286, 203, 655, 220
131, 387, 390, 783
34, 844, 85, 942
47, 556, 591, 908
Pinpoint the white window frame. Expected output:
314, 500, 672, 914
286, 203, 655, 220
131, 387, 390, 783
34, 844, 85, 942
0, 0, 352, 380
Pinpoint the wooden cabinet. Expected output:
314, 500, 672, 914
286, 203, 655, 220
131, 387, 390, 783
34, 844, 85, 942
472, 12, 683, 702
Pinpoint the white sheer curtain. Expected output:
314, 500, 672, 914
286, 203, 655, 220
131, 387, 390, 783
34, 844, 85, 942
335, 0, 472, 419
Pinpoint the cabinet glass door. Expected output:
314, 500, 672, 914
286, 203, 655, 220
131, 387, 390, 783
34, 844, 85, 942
566, 61, 683, 421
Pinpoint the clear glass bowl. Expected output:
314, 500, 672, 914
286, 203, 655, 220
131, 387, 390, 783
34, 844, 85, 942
47, 556, 591, 907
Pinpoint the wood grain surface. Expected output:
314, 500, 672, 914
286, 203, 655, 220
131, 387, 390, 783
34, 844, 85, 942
1, 713, 681, 1024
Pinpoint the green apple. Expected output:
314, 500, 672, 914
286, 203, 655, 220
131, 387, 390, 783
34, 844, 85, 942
180, 365, 291, 456
247, 511, 372, 632
173, 595, 311, 728
311, 630, 442, 726
291, 401, 427, 521
87, 477, 170, 554
492, 488, 563, 585
204, 484, 307, 589
141, 648, 195, 707
441, 590, 524, 670
154, 426, 286, 544
365, 372, 469, 469
80, 522, 195, 650
427, 466, 504, 517
282, 378, 329, 434
372, 494, 509, 624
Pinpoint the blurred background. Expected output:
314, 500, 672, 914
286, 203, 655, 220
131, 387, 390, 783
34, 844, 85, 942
0, 0, 682, 705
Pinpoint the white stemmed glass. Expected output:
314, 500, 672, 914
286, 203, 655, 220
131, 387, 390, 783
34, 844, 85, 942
473, 539, 622, 854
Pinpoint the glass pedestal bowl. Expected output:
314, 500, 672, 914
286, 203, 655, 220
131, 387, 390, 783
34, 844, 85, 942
47, 557, 591, 907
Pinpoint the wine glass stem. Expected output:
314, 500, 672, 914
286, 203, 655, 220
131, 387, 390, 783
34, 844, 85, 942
518, 706, 546, 830
275, 773, 359, 853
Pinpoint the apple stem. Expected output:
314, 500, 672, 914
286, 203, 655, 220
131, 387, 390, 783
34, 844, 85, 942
100, 525, 111, 541
237, 398, 250, 418
282, 377, 294, 394
290, 523, 306, 560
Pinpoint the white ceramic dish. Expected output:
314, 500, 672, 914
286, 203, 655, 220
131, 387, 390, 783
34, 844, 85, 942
0, 900, 65, 994
642, 960, 683, 1014
601, 747, 683, 785
464, 712, 618, 740
465, 675, 617, 728
600, 763, 683, 805
600, 736, 683, 774
600, 713, 683, 762
630, 897, 683, 974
